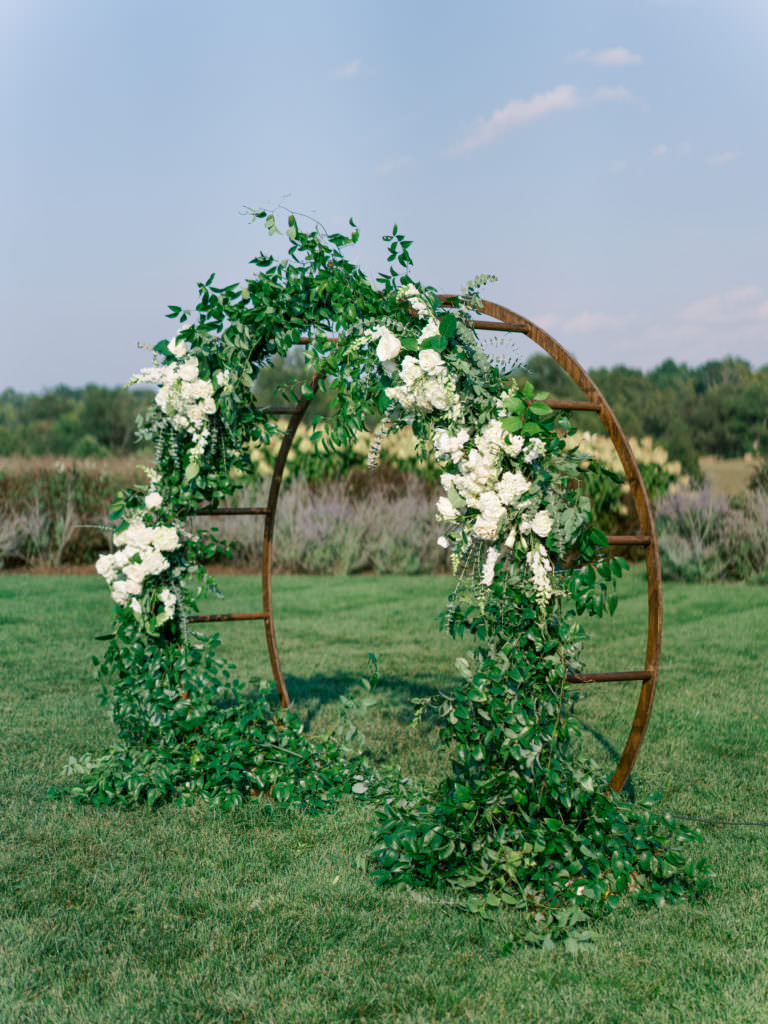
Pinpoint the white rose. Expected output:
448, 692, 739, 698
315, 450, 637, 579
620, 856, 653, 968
95, 554, 116, 582
400, 355, 423, 386
152, 527, 180, 552
144, 491, 162, 510
177, 357, 200, 383
418, 348, 444, 374
473, 513, 502, 541
436, 535, 450, 549
436, 496, 459, 521
124, 561, 148, 584
168, 336, 188, 359
531, 510, 553, 538
375, 326, 401, 362
423, 379, 452, 410
418, 322, 440, 346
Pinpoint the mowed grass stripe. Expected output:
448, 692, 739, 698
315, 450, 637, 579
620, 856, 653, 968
1, 572, 767, 1023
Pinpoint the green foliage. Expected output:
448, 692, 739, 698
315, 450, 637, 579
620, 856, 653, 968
65, 210, 709, 947
0, 385, 154, 456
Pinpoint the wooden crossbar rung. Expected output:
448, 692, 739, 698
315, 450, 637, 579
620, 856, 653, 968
191, 507, 270, 517
605, 535, 651, 546
470, 319, 529, 333
545, 399, 602, 412
566, 670, 653, 684
189, 613, 269, 623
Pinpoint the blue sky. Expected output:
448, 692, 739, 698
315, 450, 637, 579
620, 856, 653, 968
4, 0, 767, 391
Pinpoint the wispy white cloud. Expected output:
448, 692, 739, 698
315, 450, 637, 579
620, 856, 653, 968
679, 286, 765, 324
708, 151, 737, 165
534, 311, 626, 334
571, 47, 642, 66
330, 58, 361, 80
454, 84, 580, 153
593, 85, 633, 103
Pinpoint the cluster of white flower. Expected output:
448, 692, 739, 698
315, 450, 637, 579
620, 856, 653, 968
526, 546, 554, 602
131, 335, 217, 453
367, 291, 558, 605
96, 519, 181, 619
432, 416, 556, 600
385, 349, 456, 414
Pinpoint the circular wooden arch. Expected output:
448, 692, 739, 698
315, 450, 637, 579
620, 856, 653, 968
192, 299, 662, 793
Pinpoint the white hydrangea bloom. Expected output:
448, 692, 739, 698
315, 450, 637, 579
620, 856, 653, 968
496, 470, 531, 506
436, 496, 459, 521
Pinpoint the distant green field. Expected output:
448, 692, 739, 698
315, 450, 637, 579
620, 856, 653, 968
2, 572, 768, 1023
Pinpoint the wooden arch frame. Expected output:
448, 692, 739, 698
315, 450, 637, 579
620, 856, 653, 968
191, 298, 663, 793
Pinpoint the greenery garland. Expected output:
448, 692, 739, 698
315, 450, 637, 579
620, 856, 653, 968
64, 210, 709, 945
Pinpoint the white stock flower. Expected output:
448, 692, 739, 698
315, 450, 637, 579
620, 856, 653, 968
524, 437, 547, 464
399, 283, 433, 320
526, 546, 553, 602
418, 322, 440, 346
130, 598, 142, 616
481, 546, 501, 586
375, 326, 401, 362
144, 491, 162, 510
505, 434, 525, 458
214, 369, 231, 388
437, 535, 450, 549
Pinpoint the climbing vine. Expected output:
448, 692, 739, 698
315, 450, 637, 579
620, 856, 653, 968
64, 210, 709, 945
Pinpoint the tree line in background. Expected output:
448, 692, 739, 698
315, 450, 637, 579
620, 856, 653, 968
2, 353, 767, 469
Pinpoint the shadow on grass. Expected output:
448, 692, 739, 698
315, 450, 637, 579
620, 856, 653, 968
284, 671, 450, 732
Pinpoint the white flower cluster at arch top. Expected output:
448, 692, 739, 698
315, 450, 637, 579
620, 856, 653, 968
95, 520, 181, 622
371, 285, 557, 605
130, 335, 222, 459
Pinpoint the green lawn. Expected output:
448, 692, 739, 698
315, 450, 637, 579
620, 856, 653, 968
1, 571, 767, 1024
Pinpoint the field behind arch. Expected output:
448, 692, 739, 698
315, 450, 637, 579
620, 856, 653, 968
1, 571, 767, 1024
